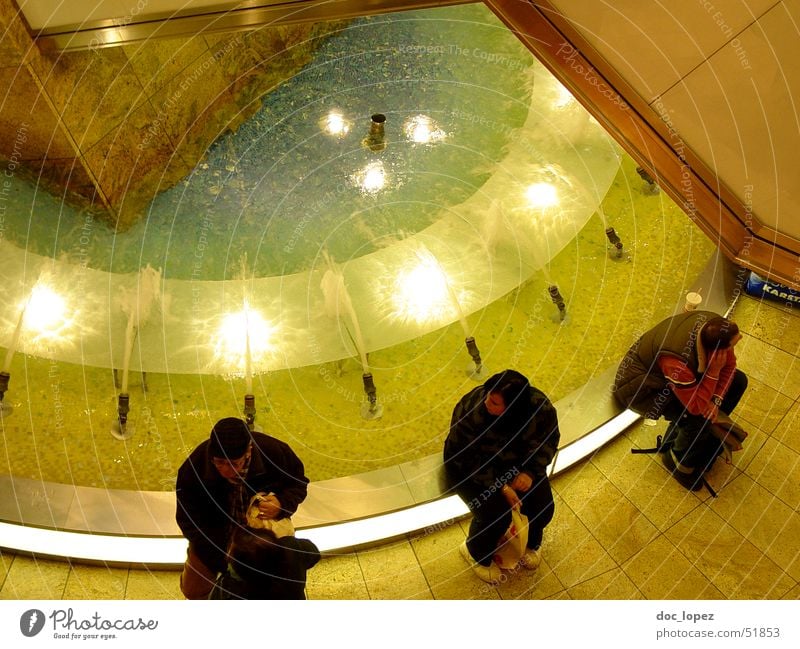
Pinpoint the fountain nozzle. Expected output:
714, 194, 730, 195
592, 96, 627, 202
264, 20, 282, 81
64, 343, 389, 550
0, 371, 11, 415
244, 394, 256, 428
636, 166, 659, 194
117, 392, 130, 426
363, 113, 387, 152
110, 392, 134, 440
464, 336, 484, 380
605, 227, 624, 259
0, 371, 9, 402
548, 285, 567, 320
363, 373, 377, 409
360, 372, 383, 420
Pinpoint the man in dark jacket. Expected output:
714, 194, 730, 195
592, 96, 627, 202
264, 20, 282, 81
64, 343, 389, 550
444, 369, 560, 584
208, 527, 320, 600
613, 310, 747, 490
176, 417, 309, 599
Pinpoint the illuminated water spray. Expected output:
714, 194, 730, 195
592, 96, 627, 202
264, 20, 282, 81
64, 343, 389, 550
321, 255, 382, 420
1, 279, 73, 417
214, 295, 276, 430
112, 265, 161, 440
392, 246, 486, 380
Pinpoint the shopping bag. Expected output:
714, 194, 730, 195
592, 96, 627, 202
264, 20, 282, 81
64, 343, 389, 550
493, 509, 529, 569
245, 493, 295, 537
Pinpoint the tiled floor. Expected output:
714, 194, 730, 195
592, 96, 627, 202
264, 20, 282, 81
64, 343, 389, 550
1, 295, 798, 600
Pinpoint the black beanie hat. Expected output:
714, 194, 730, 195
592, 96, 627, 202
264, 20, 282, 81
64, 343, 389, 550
208, 417, 252, 459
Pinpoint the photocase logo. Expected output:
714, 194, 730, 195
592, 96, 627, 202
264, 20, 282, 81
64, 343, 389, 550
20, 609, 46, 637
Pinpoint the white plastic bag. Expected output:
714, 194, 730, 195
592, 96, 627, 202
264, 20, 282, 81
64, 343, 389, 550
493, 509, 529, 569
245, 493, 295, 538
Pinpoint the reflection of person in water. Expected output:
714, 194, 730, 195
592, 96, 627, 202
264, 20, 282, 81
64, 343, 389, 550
444, 369, 560, 584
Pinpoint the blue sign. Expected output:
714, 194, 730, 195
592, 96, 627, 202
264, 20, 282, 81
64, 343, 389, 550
745, 271, 800, 305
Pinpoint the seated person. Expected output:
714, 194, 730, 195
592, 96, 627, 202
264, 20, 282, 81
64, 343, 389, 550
444, 369, 560, 584
613, 311, 747, 490
209, 526, 321, 600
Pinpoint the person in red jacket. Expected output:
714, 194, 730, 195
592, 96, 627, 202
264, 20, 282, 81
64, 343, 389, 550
613, 312, 748, 490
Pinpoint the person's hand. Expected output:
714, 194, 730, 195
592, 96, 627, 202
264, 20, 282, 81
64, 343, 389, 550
502, 484, 522, 510
509, 472, 533, 493
256, 493, 282, 520
702, 401, 720, 422
707, 349, 728, 376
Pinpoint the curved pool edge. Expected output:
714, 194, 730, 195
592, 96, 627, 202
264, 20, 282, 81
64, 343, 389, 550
0, 252, 739, 566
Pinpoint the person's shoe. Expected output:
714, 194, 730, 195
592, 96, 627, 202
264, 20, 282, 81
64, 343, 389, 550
459, 541, 502, 584
661, 450, 703, 491
518, 547, 541, 571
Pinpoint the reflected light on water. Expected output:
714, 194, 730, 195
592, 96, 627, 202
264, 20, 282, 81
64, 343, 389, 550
357, 161, 386, 194
322, 110, 350, 136
391, 252, 457, 325
25, 284, 72, 342
526, 182, 559, 209
214, 304, 276, 369
403, 115, 445, 144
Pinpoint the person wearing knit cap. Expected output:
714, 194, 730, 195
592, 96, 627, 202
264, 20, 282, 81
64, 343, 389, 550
444, 369, 560, 585
176, 417, 309, 599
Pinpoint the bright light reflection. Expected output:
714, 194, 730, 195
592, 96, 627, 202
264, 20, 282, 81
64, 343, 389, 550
25, 284, 71, 342
321, 110, 350, 136
553, 83, 575, 109
526, 182, 559, 208
356, 161, 386, 194
214, 304, 276, 368
403, 114, 445, 143
392, 253, 455, 325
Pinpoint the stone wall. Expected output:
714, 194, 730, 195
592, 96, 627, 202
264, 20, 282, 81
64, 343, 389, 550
0, 1, 346, 230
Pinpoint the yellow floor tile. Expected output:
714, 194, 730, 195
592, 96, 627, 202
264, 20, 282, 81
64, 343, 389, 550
555, 462, 659, 564
63, 563, 128, 599
664, 506, 795, 599
409, 524, 500, 600
544, 497, 617, 588
357, 540, 432, 600
495, 557, 566, 600
304, 552, 368, 600
566, 567, 644, 599
622, 535, 724, 600
736, 335, 800, 399
591, 440, 706, 531
710, 475, 800, 582
0, 555, 70, 600
733, 297, 800, 357
124, 568, 182, 600
774, 400, 800, 455
744, 436, 800, 509
735, 376, 795, 435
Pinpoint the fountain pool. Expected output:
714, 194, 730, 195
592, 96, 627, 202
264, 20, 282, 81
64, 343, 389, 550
0, 4, 716, 490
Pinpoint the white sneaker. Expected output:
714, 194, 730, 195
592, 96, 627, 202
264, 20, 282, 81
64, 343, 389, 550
459, 541, 502, 584
519, 547, 541, 571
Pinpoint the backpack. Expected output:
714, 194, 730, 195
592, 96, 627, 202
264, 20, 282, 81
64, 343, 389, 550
632, 419, 732, 497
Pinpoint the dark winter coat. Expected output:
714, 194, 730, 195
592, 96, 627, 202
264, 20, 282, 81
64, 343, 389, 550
175, 432, 309, 573
208, 536, 320, 600
444, 384, 560, 492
